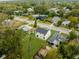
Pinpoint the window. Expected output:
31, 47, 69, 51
37, 35, 38, 37
43, 37, 45, 39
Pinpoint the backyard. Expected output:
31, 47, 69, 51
22, 32, 47, 59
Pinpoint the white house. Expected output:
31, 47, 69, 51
63, 7, 71, 13
62, 20, 71, 26
27, 7, 34, 13
2, 19, 13, 27
14, 10, 23, 15
77, 24, 79, 30
35, 28, 51, 40
32, 14, 39, 18
51, 16, 61, 25
48, 8, 59, 14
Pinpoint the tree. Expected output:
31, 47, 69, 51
68, 16, 78, 28
57, 20, 62, 27
0, 29, 26, 59
57, 10, 64, 17
34, 19, 37, 28
59, 42, 79, 59
68, 31, 77, 40
34, 5, 48, 14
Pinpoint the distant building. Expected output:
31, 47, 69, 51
14, 10, 23, 16
62, 20, 71, 26
63, 7, 71, 13
32, 14, 39, 18
2, 19, 13, 27
18, 25, 32, 31
51, 16, 61, 25
35, 28, 51, 40
48, 8, 59, 14
27, 7, 34, 13
32, 15, 48, 20
77, 24, 79, 30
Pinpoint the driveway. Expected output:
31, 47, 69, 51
14, 16, 72, 34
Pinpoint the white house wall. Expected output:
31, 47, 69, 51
35, 30, 51, 40
45, 31, 51, 40
35, 32, 45, 40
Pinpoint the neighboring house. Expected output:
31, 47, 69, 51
48, 8, 59, 14
32, 15, 48, 20
63, 7, 71, 13
35, 28, 51, 40
14, 16, 29, 23
51, 16, 61, 25
33, 46, 51, 59
48, 32, 68, 46
27, 7, 34, 13
2, 19, 13, 27
62, 20, 71, 26
32, 14, 39, 18
77, 24, 79, 30
18, 25, 32, 31
14, 10, 23, 16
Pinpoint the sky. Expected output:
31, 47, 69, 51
0, 0, 14, 1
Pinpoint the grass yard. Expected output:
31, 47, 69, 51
22, 33, 47, 59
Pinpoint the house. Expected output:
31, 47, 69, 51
2, 19, 13, 27
32, 14, 39, 18
14, 10, 23, 16
36, 15, 48, 20
51, 16, 61, 25
62, 20, 71, 26
27, 7, 34, 13
33, 46, 51, 59
35, 28, 51, 40
77, 24, 79, 30
18, 25, 32, 31
48, 8, 59, 14
48, 32, 67, 46
63, 7, 71, 13
32, 15, 48, 20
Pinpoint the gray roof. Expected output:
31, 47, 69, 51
48, 32, 67, 45
34, 55, 42, 59
36, 28, 49, 35
77, 24, 79, 28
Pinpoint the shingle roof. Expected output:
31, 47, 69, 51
62, 20, 70, 25
36, 28, 49, 35
48, 32, 67, 45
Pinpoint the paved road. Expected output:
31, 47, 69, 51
14, 16, 72, 34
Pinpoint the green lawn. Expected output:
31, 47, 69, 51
22, 33, 47, 59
